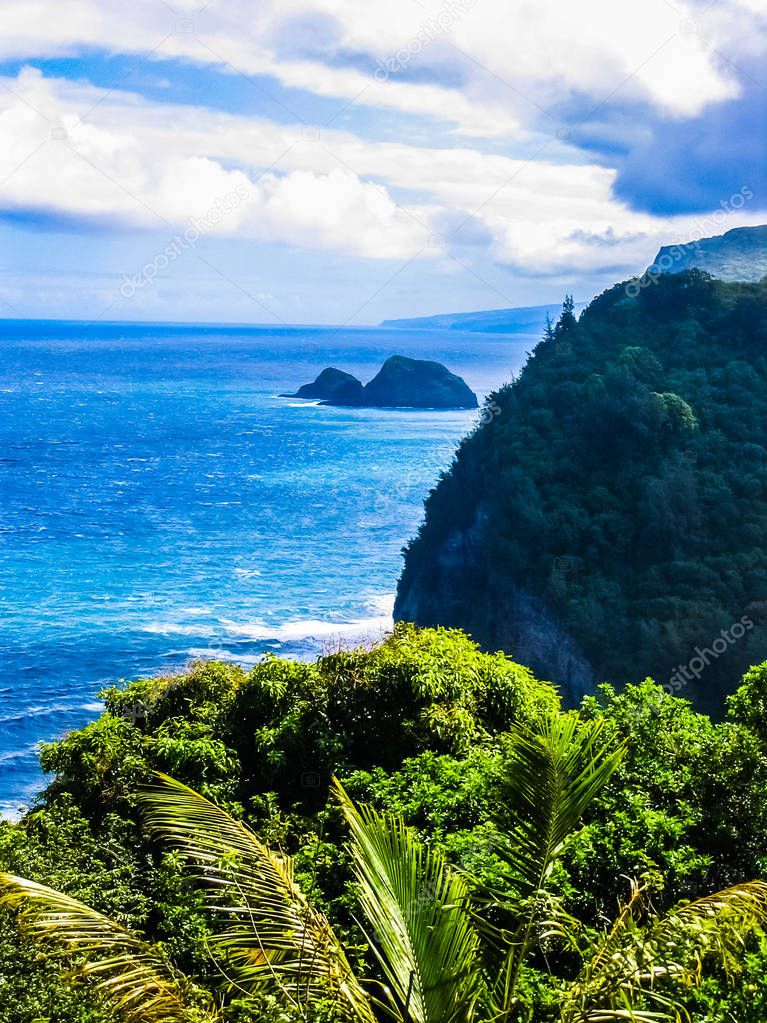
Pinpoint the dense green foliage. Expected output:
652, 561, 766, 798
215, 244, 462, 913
395, 271, 767, 709
3, 626, 767, 1019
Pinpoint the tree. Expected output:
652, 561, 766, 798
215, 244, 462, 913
543, 315, 556, 344
2, 716, 766, 1023
556, 295, 577, 335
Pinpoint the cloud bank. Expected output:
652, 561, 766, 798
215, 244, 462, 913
0, 0, 764, 320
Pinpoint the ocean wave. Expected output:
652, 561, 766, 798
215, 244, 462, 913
140, 595, 396, 651
0, 772, 43, 820
0, 744, 39, 765
185, 647, 238, 660
219, 612, 393, 645
365, 593, 396, 616
142, 622, 210, 637
0, 703, 98, 725
0, 803, 30, 822
0, 697, 104, 725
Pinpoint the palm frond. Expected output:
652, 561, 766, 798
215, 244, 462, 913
478, 715, 624, 1019
138, 773, 374, 1023
560, 878, 682, 1023
334, 778, 483, 1023
654, 881, 767, 980
497, 715, 625, 897
561, 879, 767, 1023
0, 873, 198, 1023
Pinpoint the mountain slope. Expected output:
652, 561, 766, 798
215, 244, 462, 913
395, 271, 767, 709
650, 224, 767, 282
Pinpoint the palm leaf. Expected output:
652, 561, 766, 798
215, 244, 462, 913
560, 878, 682, 1023
497, 715, 625, 897
334, 778, 483, 1023
561, 879, 767, 1023
0, 873, 198, 1023
478, 715, 624, 1019
654, 881, 767, 981
138, 773, 374, 1023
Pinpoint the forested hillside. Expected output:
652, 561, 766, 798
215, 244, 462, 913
396, 271, 767, 709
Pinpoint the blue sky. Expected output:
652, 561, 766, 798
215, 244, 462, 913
0, 0, 765, 324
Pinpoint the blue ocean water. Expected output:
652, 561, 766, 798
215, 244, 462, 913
0, 319, 537, 815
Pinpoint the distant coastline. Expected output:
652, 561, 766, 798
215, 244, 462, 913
381, 301, 586, 334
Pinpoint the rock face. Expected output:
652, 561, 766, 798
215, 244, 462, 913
394, 506, 596, 702
283, 367, 364, 405
649, 224, 767, 283
285, 356, 478, 409
362, 356, 478, 409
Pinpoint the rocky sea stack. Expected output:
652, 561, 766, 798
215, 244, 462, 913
284, 355, 478, 409
286, 367, 365, 405
363, 355, 478, 408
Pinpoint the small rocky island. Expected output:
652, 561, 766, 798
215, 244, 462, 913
283, 355, 478, 409
291, 367, 365, 405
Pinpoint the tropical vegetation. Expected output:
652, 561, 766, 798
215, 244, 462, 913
3, 626, 767, 1020
4, 746, 767, 1023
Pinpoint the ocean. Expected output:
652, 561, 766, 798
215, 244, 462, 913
0, 319, 538, 815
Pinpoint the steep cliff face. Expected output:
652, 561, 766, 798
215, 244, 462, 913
395, 271, 767, 709
394, 506, 596, 702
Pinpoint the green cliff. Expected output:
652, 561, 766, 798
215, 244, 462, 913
395, 271, 767, 709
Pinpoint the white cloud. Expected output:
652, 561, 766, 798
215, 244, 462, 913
0, 69, 432, 259
0, 0, 762, 323
245, 168, 430, 258
0, 0, 760, 138
1, 66, 764, 280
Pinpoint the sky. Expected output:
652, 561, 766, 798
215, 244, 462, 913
0, 0, 765, 325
